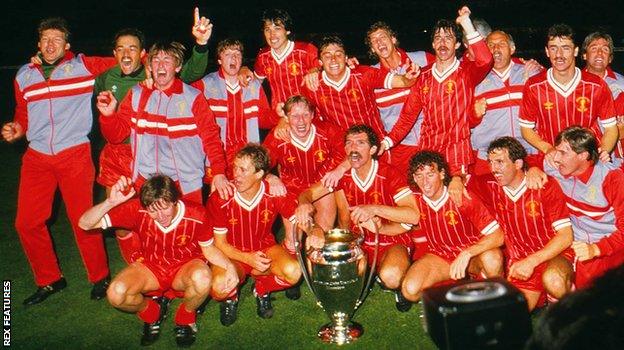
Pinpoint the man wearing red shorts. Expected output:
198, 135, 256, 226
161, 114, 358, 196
296, 124, 419, 312
401, 150, 504, 302
207, 144, 301, 326
470, 137, 574, 310
79, 175, 237, 347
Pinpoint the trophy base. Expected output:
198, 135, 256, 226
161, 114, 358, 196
317, 322, 363, 345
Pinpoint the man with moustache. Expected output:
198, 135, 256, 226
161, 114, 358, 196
470, 137, 574, 310
96, 8, 213, 264
2, 17, 115, 305
296, 124, 419, 312
544, 126, 624, 289
519, 24, 618, 165
384, 6, 493, 204
97, 41, 229, 205
470, 30, 541, 175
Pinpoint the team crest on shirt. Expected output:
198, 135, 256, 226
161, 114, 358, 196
576, 96, 590, 112
287, 156, 297, 164
177, 101, 187, 116
314, 150, 326, 162
587, 185, 597, 202
419, 211, 427, 222
444, 80, 456, 94
422, 85, 430, 94
348, 88, 360, 102
266, 67, 273, 76
445, 210, 459, 225
176, 232, 190, 246
320, 95, 329, 104
63, 64, 73, 76
289, 63, 301, 76
205, 168, 213, 179
346, 193, 354, 203
543, 101, 554, 110
228, 217, 239, 226
497, 202, 506, 211
369, 191, 382, 205
525, 200, 541, 218
260, 209, 273, 224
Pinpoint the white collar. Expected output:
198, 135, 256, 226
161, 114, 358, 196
322, 67, 350, 92
502, 176, 527, 202
234, 182, 265, 211
290, 124, 316, 152
493, 61, 514, 82
432, 58, 460, 83
351, 160, 378, 192
546, 67, 581, 98
154, 201, 185, 234
422, 187, 450, 212
271, 40, 294, 65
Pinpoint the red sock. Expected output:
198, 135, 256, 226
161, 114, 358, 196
254, 275, 293, 296
137, 298, 160, 324
117, 231, 143, 264
174, 302, 197, 325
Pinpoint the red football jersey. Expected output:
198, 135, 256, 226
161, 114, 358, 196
102, 199, 212, 269
264, 122, 343, 193
387, 33, 492, 173
469, 174, 572, 261
207, 181, 297, 252
302, 66, 393, 137
415, 187, 500, 261
519, 68, 616, 147
336, 160, 413, 247
254, 41, 319, 108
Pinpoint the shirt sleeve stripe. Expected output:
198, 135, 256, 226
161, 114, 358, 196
213, 227, 228, 235
600, 117, 617, 128
384, 73, 395, 90
393, 187, 412, 203
101, 214, 112, 230
400, 223, 413, 230
552, 218, 572, 231
519, 119, 536, 129
466, 31, 482, 45
198, 238, 214, 247
481, 220, 500, 235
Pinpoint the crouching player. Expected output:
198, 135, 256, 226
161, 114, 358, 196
206, 144, 302, 326
79, 175, 238, 347
470, 137, 574, 310
402, 151, 504, 302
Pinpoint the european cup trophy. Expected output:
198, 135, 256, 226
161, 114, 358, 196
294, 224, 379, 345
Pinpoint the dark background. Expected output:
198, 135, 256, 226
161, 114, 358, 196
1, 0, 624, 121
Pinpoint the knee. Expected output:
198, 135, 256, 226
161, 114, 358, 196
401, 277, 422, 302
191, 268, 211, 294
543, 269, 569, 297
379, 265, 403, 290
480, 249, 503, 276
107, 280, 129, 308
282, 260, 302, 285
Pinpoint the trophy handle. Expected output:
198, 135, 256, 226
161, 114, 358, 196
292, 221, 318, 297
355, 221, 379, 310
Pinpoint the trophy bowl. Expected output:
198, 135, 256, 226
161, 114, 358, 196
294, 226, 378, 345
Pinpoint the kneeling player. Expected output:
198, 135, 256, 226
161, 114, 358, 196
207, 144, 302, 326
401, 151, 504, 302
79, 175, 238, 347
296, 124, 419, 312
470, 137, 574, 310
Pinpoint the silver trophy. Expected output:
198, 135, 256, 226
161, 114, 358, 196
294, 225, 379, 345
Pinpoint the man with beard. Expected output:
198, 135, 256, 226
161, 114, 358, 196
470, 137, 574, 310
295, 124, 419, 312
96, 41, 229, 205
96, 8, 213, 264
519, 24, 618, 166
384, 6, 493, 204
207, 144, 301, 326
401, 150, 504, 302
544, 126, 624, 289
470, 30, 541, 175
